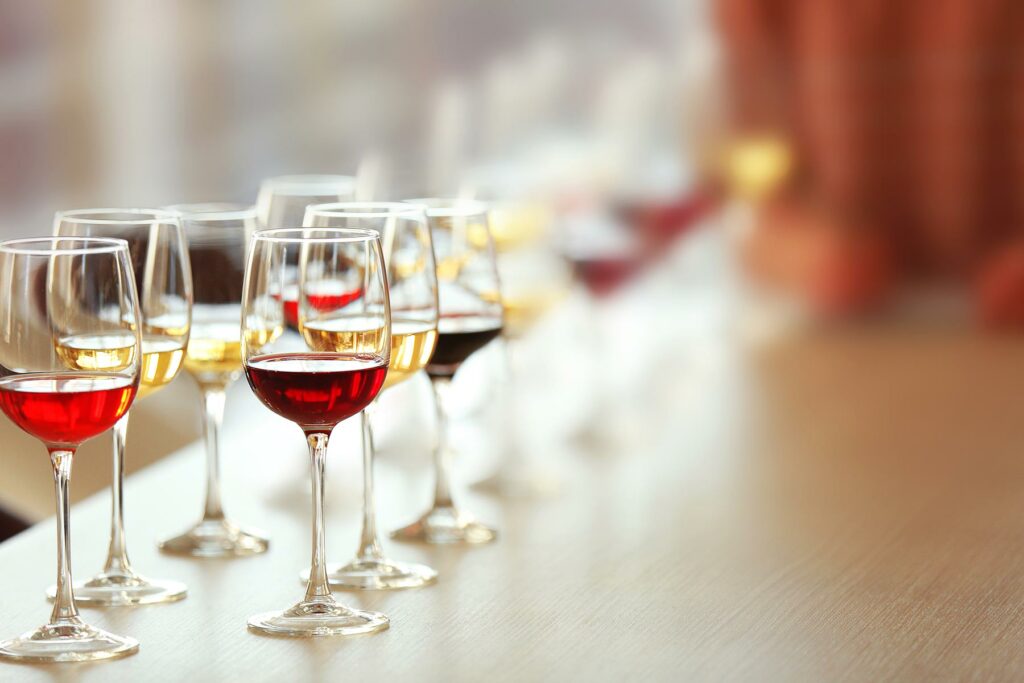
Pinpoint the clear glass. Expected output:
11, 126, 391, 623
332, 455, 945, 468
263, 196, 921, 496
53, 209, 192, 605
303, 202, 439, 589
0, 237, 141, 662
158, 204, 272, 557
256, 174, 358, 229
241, 227, 391, 637
390, 199, 503, 544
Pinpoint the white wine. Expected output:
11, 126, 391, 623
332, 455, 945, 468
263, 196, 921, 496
185, 322, 280, 387
480, 289, 562, 339
300, 317, 385, 355
300, 317, 436, 390
56, 333, 184, 398
56, 333, 136, 373
383, 320, 438, 389
138, 338, 185, 398
477, 202, 549, 253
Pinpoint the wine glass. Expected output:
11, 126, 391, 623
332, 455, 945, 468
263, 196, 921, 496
158, 204, 274, 557
391, 199, 503, 544
0, 237, 141, 662
303, 202, 438, 589
256, 175, 358, 327
242, 227, 391, 637
461, 172, 570, 497
256, 175, 358, 228
52, 209, 192, 605
559, 208, 644, 451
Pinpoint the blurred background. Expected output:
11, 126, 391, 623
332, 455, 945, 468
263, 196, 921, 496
2, 0, 1023, 532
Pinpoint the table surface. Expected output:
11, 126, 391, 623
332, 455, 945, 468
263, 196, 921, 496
4, 237, 1024, 682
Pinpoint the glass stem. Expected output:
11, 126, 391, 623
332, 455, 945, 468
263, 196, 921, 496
429, 376, 455, 509
49, 449, 80, 624
501, 338, 522, 468
356, 404, 383, 561
103, 413, 133, 575
588, 292, 610, 421
200, 388, 227, 522
303, 431, 334, 604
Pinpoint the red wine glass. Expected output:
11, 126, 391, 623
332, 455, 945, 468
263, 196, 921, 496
303, 202, 439, 590
0, 237, 142, 662
241, 227, 391, 637
390, 199, 504, 544
256, 175, 358, 328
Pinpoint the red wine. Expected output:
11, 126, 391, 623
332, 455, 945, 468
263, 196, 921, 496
568, 254, 640, 298
426, 315, 503, 377
245, 352, 386, 429
616, 192, 715, 250
278, 287, 364, 328
0, 373, 137, 447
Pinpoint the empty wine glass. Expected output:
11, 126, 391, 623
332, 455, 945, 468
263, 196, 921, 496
242, 227, 391, 636
159, 204, 275, 557
391, 199, 503, 544
53, 209, 192, 604
304, 202, 439, 589
256, 175, 358, 228
0, 237, 141, 662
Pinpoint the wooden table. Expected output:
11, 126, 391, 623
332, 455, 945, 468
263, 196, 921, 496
4, 255, 1024, 681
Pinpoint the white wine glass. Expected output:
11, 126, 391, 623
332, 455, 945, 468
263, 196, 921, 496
54, 209, 192, 605
159, 204, 274, 557
303, 202, 439, 589
461, 171, 569, 497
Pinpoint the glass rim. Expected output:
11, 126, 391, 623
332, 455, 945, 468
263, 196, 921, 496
55, 208, 181, 225
305, 201, 426, 219
260, 174, 357, 195
253, 227, 382, 244
0, 236, 130, 256
165, 203, 256, 221
403, 197, 490, 218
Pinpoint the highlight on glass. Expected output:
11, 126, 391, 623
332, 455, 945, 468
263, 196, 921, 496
0, 237, 142, 662
53, 209, 192, 605
390, 199, 504, 544
159, 204, 274, 558
241, 227, 392, 636
303, 202, 439, 590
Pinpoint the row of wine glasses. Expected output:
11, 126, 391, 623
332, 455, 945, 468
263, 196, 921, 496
0, 189, 509, 659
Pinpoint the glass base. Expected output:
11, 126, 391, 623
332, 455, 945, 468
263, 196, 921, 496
301, 557, 438, 590
47, 570, 187, 606
473, 465, 560, 498
247, 598, 389, 638
390, 506, 497, 545
0, 618, 138, 663
158, 518, 268, 558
